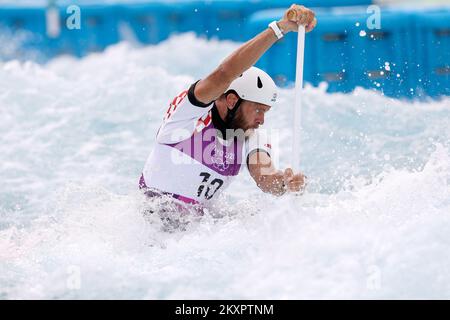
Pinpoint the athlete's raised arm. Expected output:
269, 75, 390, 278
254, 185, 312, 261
194, 4, 317, 104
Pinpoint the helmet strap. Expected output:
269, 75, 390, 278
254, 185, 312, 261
224, 91, 243, 127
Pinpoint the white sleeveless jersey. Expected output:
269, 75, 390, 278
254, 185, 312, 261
141, 81, 272, 205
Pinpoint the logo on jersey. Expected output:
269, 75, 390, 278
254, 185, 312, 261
210, 143, 235, 172
271, 92, 277, 102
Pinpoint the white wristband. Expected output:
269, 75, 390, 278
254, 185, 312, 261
268, 21, 284, 40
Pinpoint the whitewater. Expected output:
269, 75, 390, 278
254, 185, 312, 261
0, 33, 449, 299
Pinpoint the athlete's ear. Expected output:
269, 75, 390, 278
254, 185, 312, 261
225, 92, 239, 110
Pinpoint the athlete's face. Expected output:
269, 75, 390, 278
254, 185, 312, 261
231, 100, 271, 131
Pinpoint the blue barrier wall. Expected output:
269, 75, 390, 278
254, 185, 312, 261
414, 10, 450, 97
54, 5, 119, 57
246, 6, 450, 98
0, 7, 47, 54
114, 0, 373, 42
0, 1, 372, 48
201, 0, 372, 41
0, 1, 448, 99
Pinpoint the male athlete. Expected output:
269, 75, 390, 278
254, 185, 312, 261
140, 4, 317, 209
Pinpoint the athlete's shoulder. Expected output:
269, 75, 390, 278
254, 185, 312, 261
157, 82, 215, 144
188, 80, 215, 108
246, 129, 272, 154
162, 81, 214, 122
163, 89, 189, 122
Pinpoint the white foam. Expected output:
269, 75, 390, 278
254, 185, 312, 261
0, 34, 449, 299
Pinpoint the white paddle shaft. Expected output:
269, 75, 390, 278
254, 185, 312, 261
292, 24, 305, 173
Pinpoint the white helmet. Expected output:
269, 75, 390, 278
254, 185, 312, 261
226, 66, 278, 107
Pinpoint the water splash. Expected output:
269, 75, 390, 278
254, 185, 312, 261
0, 34, 449, 299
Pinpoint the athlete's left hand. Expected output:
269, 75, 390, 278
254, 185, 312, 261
283, 168, 307, 193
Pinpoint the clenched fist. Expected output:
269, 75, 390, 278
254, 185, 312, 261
278, 4, 317, 33
283, 168, 307, 193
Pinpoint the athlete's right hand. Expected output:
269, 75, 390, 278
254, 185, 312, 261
283, 168, 307, 193
278, 4, 317, 34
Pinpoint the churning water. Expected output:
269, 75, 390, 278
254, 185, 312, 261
1, 34, 449, 299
